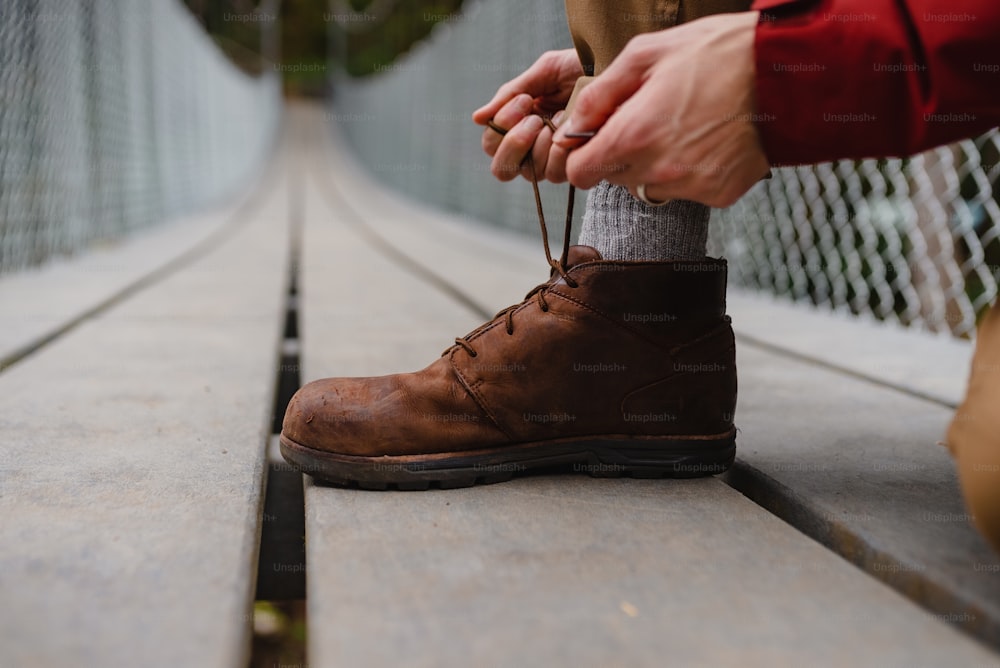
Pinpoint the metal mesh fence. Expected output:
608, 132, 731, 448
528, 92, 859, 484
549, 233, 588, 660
711, 142, 1000, 337
0, 0, 282, 274
328, 0, 999, 338
329, 0, 586, 248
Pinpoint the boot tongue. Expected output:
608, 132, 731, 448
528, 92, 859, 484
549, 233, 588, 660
563, 245, 603, 268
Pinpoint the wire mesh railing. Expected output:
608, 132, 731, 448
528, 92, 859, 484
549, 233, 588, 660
328, 0, 586, 253
327, 0, 999, 338
0, 0, 282, 275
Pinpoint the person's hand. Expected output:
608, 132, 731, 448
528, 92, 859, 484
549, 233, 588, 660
472, 49, 583, 183
553, 11, 770, 208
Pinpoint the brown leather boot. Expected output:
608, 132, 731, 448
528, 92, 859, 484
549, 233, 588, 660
280, 242, 737, 489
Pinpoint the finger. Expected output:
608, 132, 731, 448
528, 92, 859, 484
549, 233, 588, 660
627, 183, 672, 205
544, 142, 570, 184
473, 82, 521, 126
519, 110, 564, 181
472, 51, 573, 125
623, 165, 734, 208
564, 84, 660, 189
564, 127, 634, 189
552, 38, 656, 146
521, 124, 553, 181
491, 115, 545, 182
473, 79, 540, 126
481, 94, 534, 157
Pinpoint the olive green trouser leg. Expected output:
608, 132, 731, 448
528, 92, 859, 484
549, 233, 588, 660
560, 0, 752, 262
563, 0, 752, 76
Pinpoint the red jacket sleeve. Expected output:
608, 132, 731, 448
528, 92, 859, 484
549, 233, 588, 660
751, 0, 1000, 165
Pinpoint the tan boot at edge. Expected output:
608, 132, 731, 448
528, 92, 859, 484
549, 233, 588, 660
947, 301, 1000, 554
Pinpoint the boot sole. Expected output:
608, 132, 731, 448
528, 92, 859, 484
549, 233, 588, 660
279, 430, 736, 490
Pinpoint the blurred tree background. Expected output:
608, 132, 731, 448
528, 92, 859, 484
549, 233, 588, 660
182, 0, 466, 95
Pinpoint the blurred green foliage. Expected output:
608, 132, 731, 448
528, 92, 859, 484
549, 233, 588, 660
280, 0, 329, 94
332, 0, 465, 77
181, 0, 277, 75
182, 0, 469, 92
182, 0, 327, 94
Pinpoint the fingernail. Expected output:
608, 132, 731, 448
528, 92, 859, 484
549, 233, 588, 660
524, 115, 544, 132
552, 110, 565, 127
553, 118, 573, 141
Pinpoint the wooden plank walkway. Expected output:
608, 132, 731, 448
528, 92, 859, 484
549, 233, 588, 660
0, 186, 263, 372
728, 292, 971, 407
296, 103, 1000, 666
730, 324, 1000, 645
2, 101, 999, 666
0, 130, 291, 665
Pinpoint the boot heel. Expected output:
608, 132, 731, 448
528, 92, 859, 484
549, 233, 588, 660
588, 432, 736, 479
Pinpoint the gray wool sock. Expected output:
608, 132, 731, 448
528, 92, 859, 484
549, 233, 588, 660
577, 181, 709, 261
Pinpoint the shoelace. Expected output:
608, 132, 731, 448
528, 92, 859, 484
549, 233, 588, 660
449, 116, 578, 358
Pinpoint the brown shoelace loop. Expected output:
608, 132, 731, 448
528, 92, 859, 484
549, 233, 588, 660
450, 115, 577, 357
